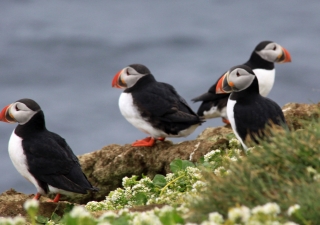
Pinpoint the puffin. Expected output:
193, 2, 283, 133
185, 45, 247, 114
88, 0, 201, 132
0, 98, 98, 202
215, 65, 287, 151
192, 41, 291, 124
112, 64, 204, 147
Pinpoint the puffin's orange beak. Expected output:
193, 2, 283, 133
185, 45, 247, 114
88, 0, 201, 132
112, 69, 126, 89
277, 46, 292, 63
216, 72, 232, 94
0, 104, 15, 123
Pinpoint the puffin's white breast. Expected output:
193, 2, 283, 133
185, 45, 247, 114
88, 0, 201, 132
119, 93, 167, 137
8, 131, 45, 194
227, 99, 248, 151
253, 68, 275, 97
119, 93, 198, 138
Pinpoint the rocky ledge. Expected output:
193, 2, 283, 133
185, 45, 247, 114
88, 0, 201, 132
0, 102, 319, 217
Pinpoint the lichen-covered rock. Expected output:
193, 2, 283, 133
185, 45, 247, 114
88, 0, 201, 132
0, 189, 69, 217
282, 102, 320, 130
64, 127, 233, 203
64, 102, 320, 204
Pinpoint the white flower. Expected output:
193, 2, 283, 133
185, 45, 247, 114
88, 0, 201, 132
306, 166, 317, 174
192, 181, 207, 191
70, 206, 91, 218
214, 166, 225, 176
208, 212, 224, 223
204, 150, 221, 162
313, 174, 320, 181
287, 204, 300, 216
0, 216, 26, 225
132, 211, 162, 225
23, 198, 39, 210
229, 138, 241, 148
230, 156, 238, 162
99, 211, 118, 220
252, 203, 280, 215
263, 202, 281, 215
228, 205, 250, 222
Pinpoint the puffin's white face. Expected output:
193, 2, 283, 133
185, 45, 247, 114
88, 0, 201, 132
0, 102, 39, 125
112, 66, 148, 89
216, 66, 256, 94
255, 42, 291, 63
226, 68, 256, 92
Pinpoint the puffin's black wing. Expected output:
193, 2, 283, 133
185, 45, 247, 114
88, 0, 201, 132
191, 74, 231, 117
133, 82, 203, 134
234, 96, 286, 144
23, 131, 97, 194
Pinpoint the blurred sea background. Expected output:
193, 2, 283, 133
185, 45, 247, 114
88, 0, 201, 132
0, 1, 319, 194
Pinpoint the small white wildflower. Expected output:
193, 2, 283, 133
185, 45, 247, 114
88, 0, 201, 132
12, 216, 26, 225
252, 203, 280, 215
306, 166, 317, 174
263, 202, 281, 215
313, 174, 320, 181
118, 208, 129, 216
186, 167, 202, 179
208, 212, 224, 223
229, 138, 241, 148
99, 211, 118, 220
228, 205, 250, 223
251, 205, 264, 214
192, 180, 207, 192
204, 149, 221, 162
132, 211, 162, 225
23, 198, 39, 210
230, 156, 238, 162
214, 166, 225, 176
70, 206, 91, 218
45, 220, 56, 225
165, 173, 175, 182
287, 204, 300, 216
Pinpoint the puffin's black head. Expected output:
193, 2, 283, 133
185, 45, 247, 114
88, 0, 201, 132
253, 40, 291, 63
112, 64, 151, 89
0, 98, 41, 125
216, 65, 256, 94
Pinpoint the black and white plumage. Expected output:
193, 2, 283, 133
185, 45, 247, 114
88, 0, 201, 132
112, 64, 204, 147
215, 65, 287, 151
0, 99, 98, 202
192, 41, 291, 123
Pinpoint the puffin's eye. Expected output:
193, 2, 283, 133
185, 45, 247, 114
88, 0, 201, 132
273, 46, 277, 51
126, 69, 130, 75
236, 72, 240, 77
15, 105, 20, 111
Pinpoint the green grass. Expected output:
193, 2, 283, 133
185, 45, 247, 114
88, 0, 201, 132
188, 119, 320, 224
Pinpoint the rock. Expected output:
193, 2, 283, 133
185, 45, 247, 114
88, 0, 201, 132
0, 189, 70, 217
282, 102, 320, 130
64, 127, 233, 203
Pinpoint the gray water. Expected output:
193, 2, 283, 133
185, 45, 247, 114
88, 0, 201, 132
0, 1, 319, 194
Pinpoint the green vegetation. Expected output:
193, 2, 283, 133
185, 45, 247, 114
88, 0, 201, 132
1, 118, 320, 224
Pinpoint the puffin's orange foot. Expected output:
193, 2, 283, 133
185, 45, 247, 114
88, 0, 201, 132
52, 193, 61, 202
47, 193, 61, 202
157, 137, 165, 141
33, 193, 41, 200
132, 137, 156, 147
222, 118, 230, 124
